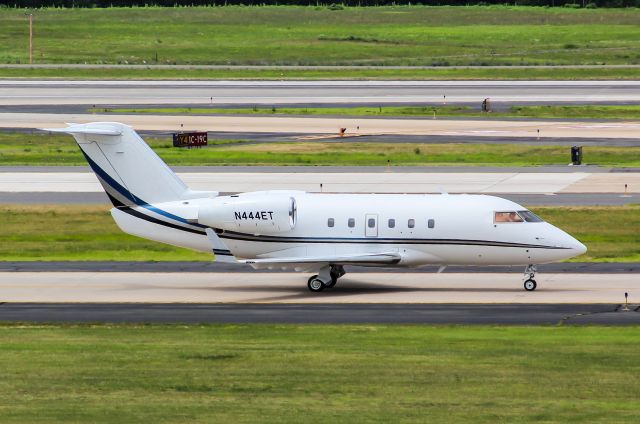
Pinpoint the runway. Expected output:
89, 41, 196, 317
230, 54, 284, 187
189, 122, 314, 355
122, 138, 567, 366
1, 192, 636, 206
1, 303, 638, 324
1, 170, 636, 194
6, 112, 640, 139
3, 261, 637, 273
2, 80, 640, 105
0, 272, 637, 304
7, 125, 640, 146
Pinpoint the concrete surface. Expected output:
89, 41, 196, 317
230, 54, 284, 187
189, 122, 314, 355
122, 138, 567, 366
2, 80, 640, 105
2, 261, 638, 273
2, 192, 636, 205
1, 171, 637, 194
6, 112, 640, 139
0, 272, 637, 304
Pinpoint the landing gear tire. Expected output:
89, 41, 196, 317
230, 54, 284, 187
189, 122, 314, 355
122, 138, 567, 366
524, 279, 537, 291
307, 275, 325, 292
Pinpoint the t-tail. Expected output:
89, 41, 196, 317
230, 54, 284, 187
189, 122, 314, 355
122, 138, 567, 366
43, 122, 218, 252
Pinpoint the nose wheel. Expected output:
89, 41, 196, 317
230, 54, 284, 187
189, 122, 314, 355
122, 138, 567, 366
524, 279, 537, 291
523, 264, 538, 291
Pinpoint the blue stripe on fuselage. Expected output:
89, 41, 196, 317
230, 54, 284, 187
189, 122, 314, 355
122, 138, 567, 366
80, 146, 207, 229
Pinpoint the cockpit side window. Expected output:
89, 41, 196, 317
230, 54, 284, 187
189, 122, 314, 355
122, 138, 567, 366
518, 210, 544, 223
494, 211, 524, 223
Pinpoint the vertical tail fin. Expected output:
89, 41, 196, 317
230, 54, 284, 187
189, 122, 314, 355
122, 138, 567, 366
43, 122, 196, 206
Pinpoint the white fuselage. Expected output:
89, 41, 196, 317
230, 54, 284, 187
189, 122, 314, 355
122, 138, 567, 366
112, 191, 586, 267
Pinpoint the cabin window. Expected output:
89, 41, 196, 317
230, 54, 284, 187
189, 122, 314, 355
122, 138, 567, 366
428, 219, 435, 229
408, 219, 415, 228
494, 211, 524, 223
518, 210, 544, 223
327, 218, 334, 227
348, 218, 355, 228
368, 218, 375, 228
388, 218, 395, 228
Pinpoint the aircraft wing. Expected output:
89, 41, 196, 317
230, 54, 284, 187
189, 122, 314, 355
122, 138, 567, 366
205, 228, 401, 269
242, 252, 401, 266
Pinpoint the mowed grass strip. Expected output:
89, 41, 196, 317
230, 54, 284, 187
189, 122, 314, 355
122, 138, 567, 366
110, 104, 640, 119
1, 6, 639, 67
0, 205, 211, 261
0, 324, 639, 423
2, 133, 639, 167
0, 205, 637, 262
2, 66, 640, 80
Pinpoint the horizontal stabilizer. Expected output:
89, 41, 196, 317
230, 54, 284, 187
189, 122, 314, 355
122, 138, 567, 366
41, 123, 123, 136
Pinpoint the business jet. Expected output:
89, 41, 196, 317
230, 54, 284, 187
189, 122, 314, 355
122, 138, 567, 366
45, 122, 587, 292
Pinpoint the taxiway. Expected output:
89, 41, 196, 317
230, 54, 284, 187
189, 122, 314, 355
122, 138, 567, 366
3, 80, 640, 106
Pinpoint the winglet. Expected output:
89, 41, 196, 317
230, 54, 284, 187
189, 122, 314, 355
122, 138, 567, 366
205, 228, 238, 263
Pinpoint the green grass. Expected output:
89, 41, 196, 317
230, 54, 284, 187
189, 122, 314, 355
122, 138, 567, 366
1, 6, 639, 69
537, 206, 640, 262
0, 205, 212, 261
2, 133, 640, 167
0, 324, 639, 423
108, 104, 640, 119
2, 66, 640, 80
0, 205, 638, 262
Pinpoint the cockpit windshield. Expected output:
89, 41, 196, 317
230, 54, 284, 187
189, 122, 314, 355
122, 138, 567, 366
494, 210, 544, 223
517, 210, 544, 223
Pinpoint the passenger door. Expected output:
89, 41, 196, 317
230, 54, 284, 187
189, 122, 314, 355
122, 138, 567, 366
365, 214, 378, 237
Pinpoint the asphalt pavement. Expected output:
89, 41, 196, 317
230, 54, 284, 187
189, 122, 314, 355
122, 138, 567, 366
1, 303, 638, 324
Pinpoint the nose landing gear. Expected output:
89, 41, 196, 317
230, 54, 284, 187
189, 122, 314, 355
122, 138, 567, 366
523, 264, 537, 291
307, 265, 346, 292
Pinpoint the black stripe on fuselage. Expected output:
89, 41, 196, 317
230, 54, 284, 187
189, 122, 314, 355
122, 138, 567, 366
116, 205, 206, 235
114, 207, 567, 250
218, 230, 568, 250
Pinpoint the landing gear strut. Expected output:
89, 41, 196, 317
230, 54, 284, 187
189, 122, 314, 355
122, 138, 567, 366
523, 264, 537, 291
325, 265, 345, 288
307, 265, 346, 292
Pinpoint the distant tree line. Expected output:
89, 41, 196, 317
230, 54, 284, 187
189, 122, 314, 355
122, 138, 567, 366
2, 0, 639, 8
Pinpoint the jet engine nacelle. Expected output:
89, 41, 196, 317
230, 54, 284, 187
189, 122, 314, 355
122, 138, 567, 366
198, 194, 297, 234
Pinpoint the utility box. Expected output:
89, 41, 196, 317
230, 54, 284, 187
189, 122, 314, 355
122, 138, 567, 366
173, 132, 208, 148
571, 146, 582, 165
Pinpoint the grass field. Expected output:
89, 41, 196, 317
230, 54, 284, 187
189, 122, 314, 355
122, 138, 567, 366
0, 324, 639, 423
2, 132, 640, 167
1, 204, 638, 262
109, 104, 640, 119
2, 66, 640, 80
1, 6, 639, 71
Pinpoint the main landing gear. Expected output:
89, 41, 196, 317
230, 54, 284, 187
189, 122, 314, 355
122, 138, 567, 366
523, 264, 537, 291
307, 265, 346, 292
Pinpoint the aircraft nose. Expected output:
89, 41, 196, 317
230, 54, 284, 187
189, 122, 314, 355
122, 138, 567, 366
549, 225, 587, 259
571, 239, 587, 256
562, 232, 587, 258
